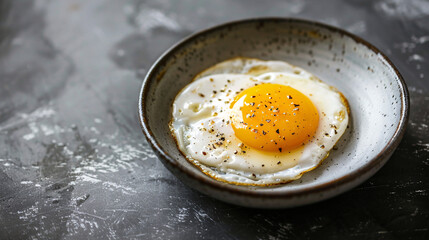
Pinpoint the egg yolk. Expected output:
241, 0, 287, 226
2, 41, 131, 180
230, 83, 319, 152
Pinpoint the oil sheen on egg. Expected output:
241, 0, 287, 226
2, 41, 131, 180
170, 58, 349, 186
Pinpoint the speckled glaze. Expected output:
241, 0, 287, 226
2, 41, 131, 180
139, 18, 409, 208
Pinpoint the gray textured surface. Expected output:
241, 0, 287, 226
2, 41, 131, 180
0, 0, 428, 239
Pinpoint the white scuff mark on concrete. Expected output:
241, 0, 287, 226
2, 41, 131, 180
23, 133, 36, 140
76, 173, 102, 184
394, 35, 429, 53
40, 124, 55, 136
412, 35, 429, 44
310, 225, 323, 231
177, 207, 189, 223
407, 86, 424, 93
23, 122, 39, 140
282, 223, 293, 230
0, 105, 62, 141
20, 180, 33, 185
408, 54, 425, 62
17, 203, 40, 220
110, 143, 155, 161
394, 41, 417, 53
376, 0, 429, 19
414, 189, 427, 196
18, 106, 56, 121
72, 210, 107, 221
102, 181, 137, 194
104, 209, 138, 213
40, 124, 64, 136
134, 8, 182, 33
193, 208, 215, 224
90, 126, 100, 134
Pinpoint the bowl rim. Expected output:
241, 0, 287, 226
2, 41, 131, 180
138, 17, 409, 199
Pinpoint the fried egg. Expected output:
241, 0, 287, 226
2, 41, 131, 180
170, 58, 349, 186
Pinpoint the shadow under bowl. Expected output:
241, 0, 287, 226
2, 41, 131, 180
139, 18, 409, 208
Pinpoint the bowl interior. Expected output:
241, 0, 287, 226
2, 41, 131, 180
142, 19, 405, 194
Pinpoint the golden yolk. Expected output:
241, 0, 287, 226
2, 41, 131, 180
230, 83, 319, 152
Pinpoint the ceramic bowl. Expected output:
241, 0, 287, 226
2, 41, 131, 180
138, 18, 409, 208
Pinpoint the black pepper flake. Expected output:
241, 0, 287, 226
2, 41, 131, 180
334, 130, 338, 134
227, 79, 231, 83
279, 148, 282, 152
325, 133, 329, 136
252, 173, 256, 177
251, 95, 256, 98
202, 151, 207, 155
234, 150, 238, 154
320, 145, 325, 149
242, 151, 246, 153
213, 90, 217, 94
291, 132, 295, 135
276, 129, 280, 134
262, 164, 265, 167
198, 93, 205, 97
260, 123, 264, 126
220, 137, 225, 141
277, 161, 281, 165
294, 104, 300, 107
287, 95, 292, 99
262, 130, 267, 135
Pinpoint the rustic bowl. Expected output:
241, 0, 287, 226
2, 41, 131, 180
138, 18, 409, 208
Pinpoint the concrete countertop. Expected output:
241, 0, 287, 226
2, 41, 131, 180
0, 0, 428, 239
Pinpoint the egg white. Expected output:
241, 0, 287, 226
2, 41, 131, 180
170, 58, 349, 185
